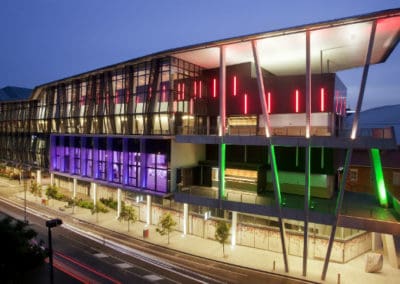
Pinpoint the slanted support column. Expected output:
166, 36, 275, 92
252, 39, 289, 272
370, 148, 389, 207
321, 148, 353, 280
218, 45, 227, 202
183, 203, 188, 236
303, 145, 311, 276
382, 234, 399, 268
146, 195, 151, 226
251, 40, 271, 137
351, 21, 377, 139
117, 188, 121, 218
305, 30, 311, 138
231, 211, 237, 246
219, 45, 226, 137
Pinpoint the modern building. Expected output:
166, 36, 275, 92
0, 9, 399, 280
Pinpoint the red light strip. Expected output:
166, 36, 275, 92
320, 88, 325, 112
233, 76, 237, 96
190, 98, 193, 114
213, 78, 217, 98
182, 83, 185, 100
244, 94, 248, 114
194, 81, 197, 97
162, 85, 166, 102
177, 83, 181, 100
295, 89, 299, 113
335, 91, 339, 113
199, 81, 202, 98
267, 92, 271, 113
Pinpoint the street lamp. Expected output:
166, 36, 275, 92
46, 218, 62, 284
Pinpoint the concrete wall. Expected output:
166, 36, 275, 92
171, 141, 205, 192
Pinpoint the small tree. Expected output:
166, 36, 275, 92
118, 205, 137, 232
215, 221, 231, 257
91, 201, 109, 223
156, 212, 176, 244
30, 181, 42, 198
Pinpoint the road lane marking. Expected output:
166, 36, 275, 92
94, 253, 108, 258
143, 274, 164, 282
115, 262, 133, 269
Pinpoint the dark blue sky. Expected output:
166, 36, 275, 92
0, 0, 398, 110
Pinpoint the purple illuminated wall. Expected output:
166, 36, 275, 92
50, 135, 170, 194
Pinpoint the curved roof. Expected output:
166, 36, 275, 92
0, 86, 32, 102
346, 104, 400, 145
32, 8, 400, 99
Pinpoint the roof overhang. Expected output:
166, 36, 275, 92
34, 8, 400, 94
173, 9, 400, 75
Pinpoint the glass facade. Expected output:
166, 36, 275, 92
50, 135, 170, 194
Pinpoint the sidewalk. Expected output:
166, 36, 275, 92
1, 178, 399, 284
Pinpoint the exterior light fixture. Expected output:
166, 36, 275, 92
46, 218, 63, 284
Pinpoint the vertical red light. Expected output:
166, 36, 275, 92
320, 88, 325, 112
267, 92, 271, 113
244, 94, 248, 114
162, 85, 166, 102
335, 91, 339, 113
233, 76, 237, 96
182, 83, 185, 100
199, 81, 202, 98
194, 81, 197, 98
177, 83, 181, 100
190, 98, 193, 114
213, 78, 217, 98
295, 89, 299, 113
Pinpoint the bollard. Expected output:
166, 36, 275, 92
337, 273, 341, 284
273, 260, 276, 271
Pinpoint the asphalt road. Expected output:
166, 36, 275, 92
0, 186, 317, 284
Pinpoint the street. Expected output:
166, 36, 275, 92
0, 181, 315, 284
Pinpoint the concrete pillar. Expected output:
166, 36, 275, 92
183, 203, 188, 235
117, 188, 121, 218
382, 234, 399, 268
146, 195, 151, 226
50, 173, 54, 186
73, 178, 77, 199
36, 170, 41, 185
231, 211, 237, 246
91, 182, 97, 206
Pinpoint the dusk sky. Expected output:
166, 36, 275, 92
0, 0, 399, 110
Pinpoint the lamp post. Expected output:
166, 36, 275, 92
46, 218, 62, 284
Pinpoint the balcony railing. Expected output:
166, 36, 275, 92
176, 125, 395, 140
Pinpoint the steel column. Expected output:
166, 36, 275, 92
305, 30, 311, 138
252, 40, 289, 272
321, 148, 353, 280
303, 144, 311, 276
218, 45, 227, 201
251, 40, 271, 137
303, 31, 312, 276
351, 21, 377, 139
